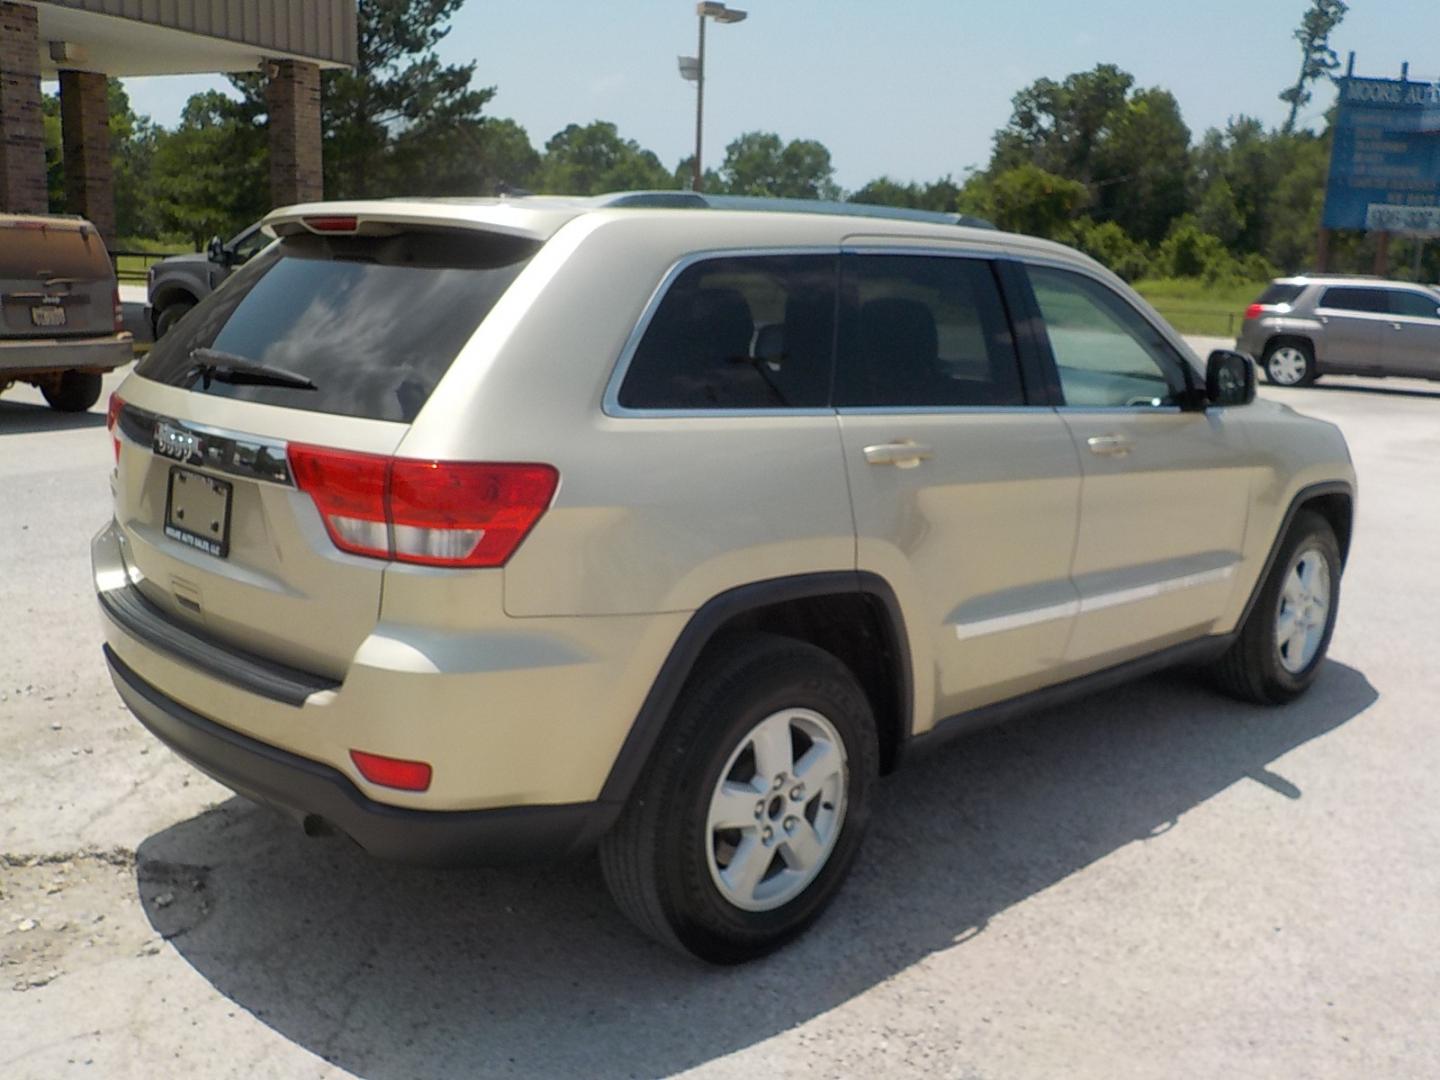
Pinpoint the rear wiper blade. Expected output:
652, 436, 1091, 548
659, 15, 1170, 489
186, 347, 317, 391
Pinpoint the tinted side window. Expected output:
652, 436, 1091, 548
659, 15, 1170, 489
1029, 265, 1187, 408
1320, 288, 1388, 314
618, 254, 837, 410
1257, 283, 1305, 306
1388, 290, 1440, 319
835, 255, 1023, 408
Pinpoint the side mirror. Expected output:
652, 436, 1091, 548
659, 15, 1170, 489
1206, 349, 1256, 407
206, 236, 226, 265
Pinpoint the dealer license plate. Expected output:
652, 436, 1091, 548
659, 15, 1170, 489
164, 467, 232, 559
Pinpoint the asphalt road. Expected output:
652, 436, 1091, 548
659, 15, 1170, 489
2, 353, 1438, 1079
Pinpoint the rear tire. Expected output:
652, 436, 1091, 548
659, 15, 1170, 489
1210, 510, 1341, 705
154, 300, 194, 339
41, 370, 102, 413
599, 632, 879, 964
1262, 339, 1317, 387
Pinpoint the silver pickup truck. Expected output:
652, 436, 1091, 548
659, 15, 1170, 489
1, 213, 133, 412
146, 222, 269, 339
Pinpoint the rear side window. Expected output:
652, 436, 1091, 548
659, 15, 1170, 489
1320, 287, 1388, 314
136, 230, 538, 423
1388, 290, 1440, 319
618, 254, 837, 410
1256, 283, 1304, 306
0, 220, 112, 281
835, 255, 1024, 408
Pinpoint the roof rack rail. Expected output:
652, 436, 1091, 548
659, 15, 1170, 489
596, 191, 996, 230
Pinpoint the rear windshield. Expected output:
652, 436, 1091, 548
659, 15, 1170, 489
135, 229, 539, 423
1255, 283, 1304, 306
0, 220, 112, 281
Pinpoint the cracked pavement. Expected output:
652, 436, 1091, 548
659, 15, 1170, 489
2, 358, 1439, 1078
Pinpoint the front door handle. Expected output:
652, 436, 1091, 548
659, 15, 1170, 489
1086, 433, 1133, 458
864, 440, 934, 468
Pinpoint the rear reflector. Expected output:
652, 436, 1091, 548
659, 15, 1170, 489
350, 749, 432, 792
287, 444, 558, 568
1244, 303, 1263, 321
106, 393, 124, 463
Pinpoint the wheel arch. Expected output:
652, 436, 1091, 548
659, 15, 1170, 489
149, 283, 200, 323
596, 572, 914, 812
1237, 480, 1354, 630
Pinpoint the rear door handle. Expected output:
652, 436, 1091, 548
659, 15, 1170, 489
864, 440, 933, 468
1086, 433, 1133, 458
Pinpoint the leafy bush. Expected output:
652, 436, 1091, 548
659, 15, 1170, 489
1063, 218, 1153, 281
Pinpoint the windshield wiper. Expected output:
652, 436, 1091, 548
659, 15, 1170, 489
186, 347, 317, 391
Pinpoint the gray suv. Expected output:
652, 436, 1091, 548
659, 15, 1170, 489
1, 213, 133, 411
1238, 275, 1440, 386
146, 222, 269, 339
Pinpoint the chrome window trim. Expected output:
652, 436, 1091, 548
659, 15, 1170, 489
117, 403, 294, 487
836, 405, 1056, 417
601, 246, 843, 419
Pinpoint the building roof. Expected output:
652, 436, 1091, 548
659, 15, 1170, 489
31, 0, 356, 77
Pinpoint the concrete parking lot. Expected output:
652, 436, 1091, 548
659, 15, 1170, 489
2, 349, 1438, 1079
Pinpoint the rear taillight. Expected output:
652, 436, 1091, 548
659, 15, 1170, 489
287, 444, 558, 568
106, 393, 124, 463
1244, 303, 1263, 322
113, 286, 124, 332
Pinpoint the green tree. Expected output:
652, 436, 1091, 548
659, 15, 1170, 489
1196, 175, 1244, 248
537, 121, 673, 194
322, 0, 496, 196
469, 117, 541, 194
993, 64, 1135, 183
1064, 218, 1153, 281
987, 164, 1088, 238
1092, 87, 1192, 245
849, 176, 962, 213
107, 80, 159, 240
715, 132, 841, 200
149, 90, 268, 246
1280, 0, 1348, 133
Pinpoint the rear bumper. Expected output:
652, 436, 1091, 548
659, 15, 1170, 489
0, 333, 133, 375
105, 645, 617, 864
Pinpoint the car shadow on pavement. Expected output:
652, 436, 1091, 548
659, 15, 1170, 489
134, 661, 1376, 1079
0, 399, 106, 434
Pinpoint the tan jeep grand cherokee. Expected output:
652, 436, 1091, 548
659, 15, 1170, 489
94, 194, 1355, 962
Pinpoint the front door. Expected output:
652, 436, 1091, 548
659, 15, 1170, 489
1382, 288, 1440, 378
1024, 263, 1252, 669
836, 251, 1083, 723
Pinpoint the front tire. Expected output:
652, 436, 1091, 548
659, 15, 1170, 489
41, 370, 102, 412
1211, 510, 1342, 705
1262, 340, 1317, 387
154, 300, 194, 339
599, 632, 879, 963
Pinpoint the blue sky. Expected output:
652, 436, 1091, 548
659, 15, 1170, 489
116, 0, 1439, 191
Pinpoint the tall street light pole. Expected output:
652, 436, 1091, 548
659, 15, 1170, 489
679, 2, 746, 192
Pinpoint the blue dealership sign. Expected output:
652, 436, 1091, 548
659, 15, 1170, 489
1323, 77, 1440, 234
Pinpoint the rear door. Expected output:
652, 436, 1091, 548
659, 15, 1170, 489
836, 250, 1083, 721
113, 224, 538, 679
1381, 288, 1440, 377
1315, 286, 1389, 372
1023, 262, 1251, 667
0, 217, 115, 341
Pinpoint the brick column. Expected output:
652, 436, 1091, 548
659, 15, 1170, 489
59, 70, 115, 243
266, 59, 323, 207
0, 1, 47, 215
